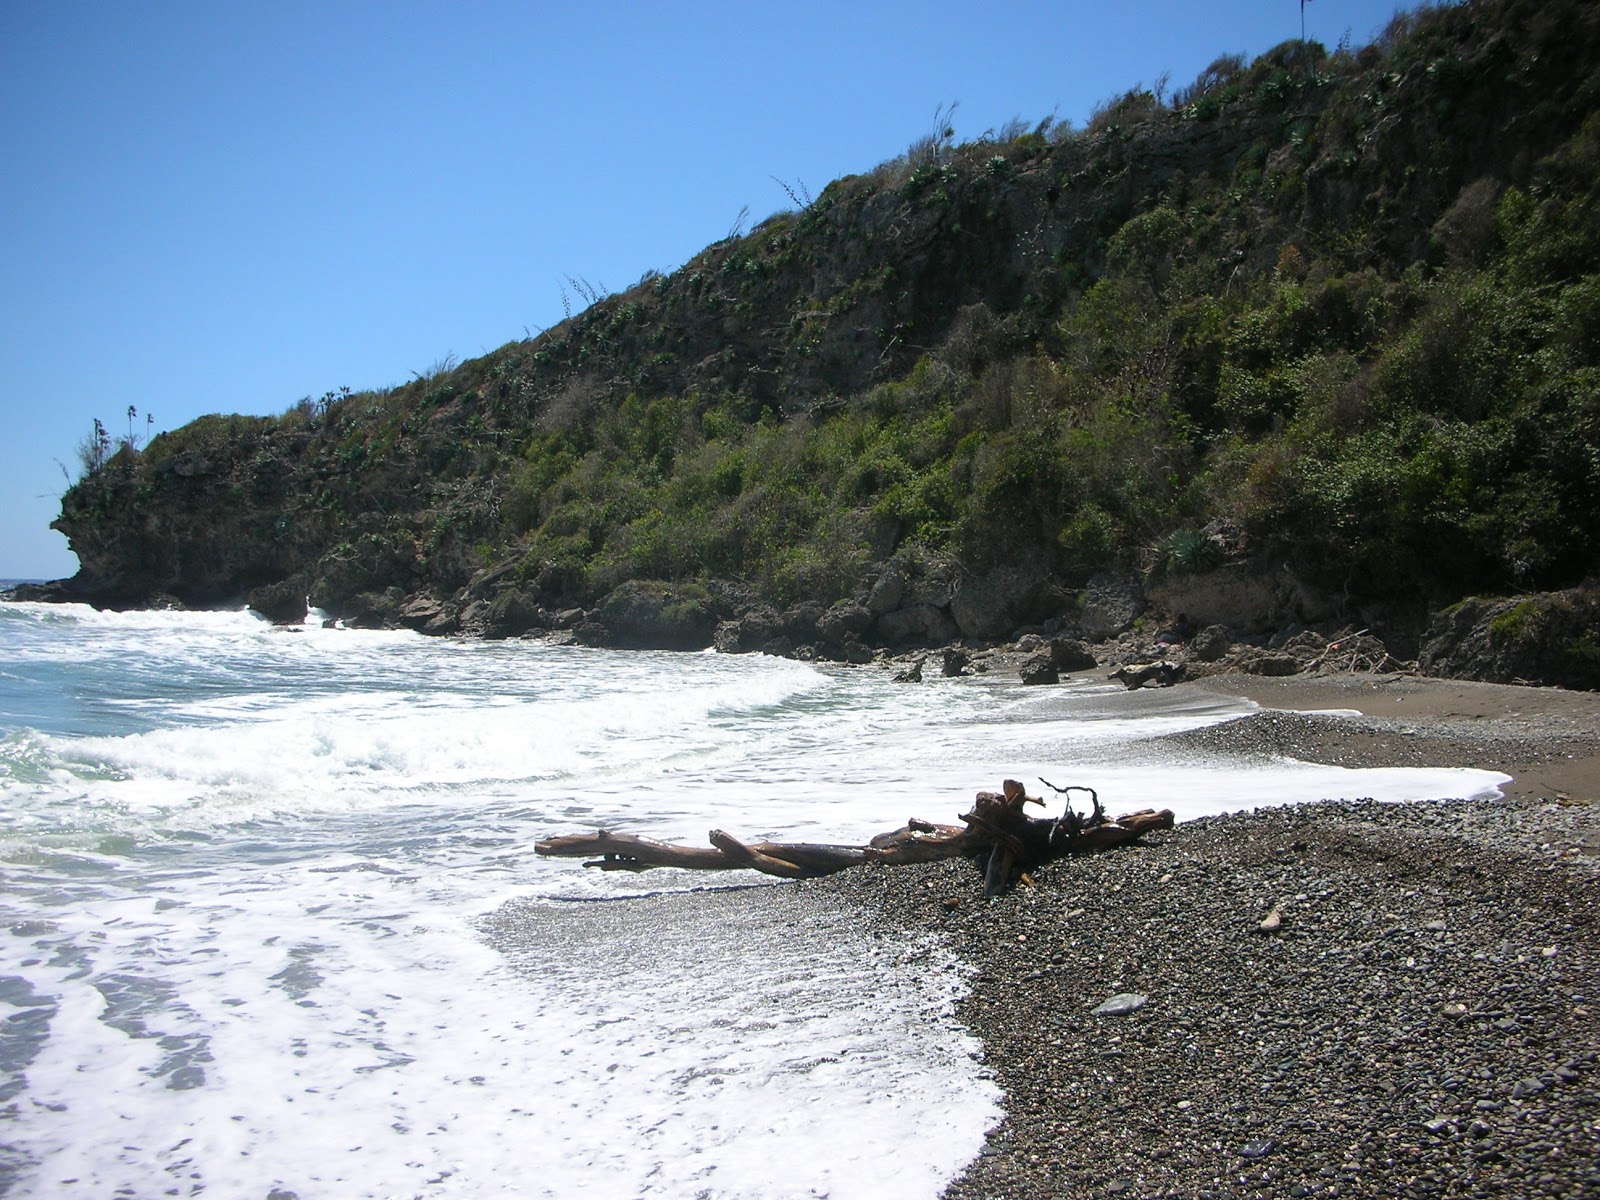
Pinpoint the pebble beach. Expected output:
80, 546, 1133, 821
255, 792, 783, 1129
810, 672, 1600, 1199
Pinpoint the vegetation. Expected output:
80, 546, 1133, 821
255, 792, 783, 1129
57, 0, 1600, 636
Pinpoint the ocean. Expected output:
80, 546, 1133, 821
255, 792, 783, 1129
0, 600, 1509, 1198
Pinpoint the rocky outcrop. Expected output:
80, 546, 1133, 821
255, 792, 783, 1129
590, 581, 719, 651
1145, 565, 1336, 637
949, 563, 1055, 640
1078, 574, 1145, 641
246, 579, 309, 625
1418, 589, 1600, 691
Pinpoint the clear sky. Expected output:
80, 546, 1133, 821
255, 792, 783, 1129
0, 0, 1411, 580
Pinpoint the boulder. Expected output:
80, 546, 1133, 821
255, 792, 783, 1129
594, 581, 717, 650
1146, 564, 1333, 634
950, 563, 1053, 640
907, 568, 955, 610
341, 589, 404, 629
865, 568, 907, 615
1079, 573, 1145, 641
3, 580, 76, 603
781, 601, 826, 645
1047, 637, 1098, 672
892, 658, 925, 683
713, 608, 788, 655
817, 600, 873, 644
246, 578, 308, 625
398, 594, 459, 636
875, 603, 960, 647
1019, 653, 1060, 686
483, 588, 544, 638
1109, 661, 1184, 689
1190, 623, 1231, 662
1241, 652, 1302, 677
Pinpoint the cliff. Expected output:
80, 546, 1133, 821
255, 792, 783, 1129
46, 0, 1600, 685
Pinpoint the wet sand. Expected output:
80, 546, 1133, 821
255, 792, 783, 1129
1187, 672, 1600, 805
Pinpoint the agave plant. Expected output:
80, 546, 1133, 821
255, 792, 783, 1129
1158, 528, 1224, 575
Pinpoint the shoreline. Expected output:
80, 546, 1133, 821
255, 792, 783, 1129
809, 671, 1600, 1199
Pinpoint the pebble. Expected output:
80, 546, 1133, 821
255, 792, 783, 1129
1092, 992, 1148, 1016
807, 794, 1600, 1200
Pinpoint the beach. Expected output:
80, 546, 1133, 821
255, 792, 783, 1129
812, 671, 1600, 1199
4, 600, 1594, 1197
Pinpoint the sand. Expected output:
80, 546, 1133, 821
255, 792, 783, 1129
1187, 672, 1600, 805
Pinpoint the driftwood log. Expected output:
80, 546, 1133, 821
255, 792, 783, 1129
536, 779, 1174, 896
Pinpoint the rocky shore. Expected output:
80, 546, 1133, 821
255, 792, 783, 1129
807, 673, 1600, 1200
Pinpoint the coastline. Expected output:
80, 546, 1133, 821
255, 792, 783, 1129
809, 671, 1600, 1199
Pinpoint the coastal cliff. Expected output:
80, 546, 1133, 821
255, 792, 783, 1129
45, 0, 1600, 686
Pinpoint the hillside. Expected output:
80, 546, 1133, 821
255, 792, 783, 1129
43, 0, 1600, 685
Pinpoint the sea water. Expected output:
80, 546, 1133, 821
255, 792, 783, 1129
0, 600, 1509, 1199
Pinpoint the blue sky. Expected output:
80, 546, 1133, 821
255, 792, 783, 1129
0, 0, 1410, 580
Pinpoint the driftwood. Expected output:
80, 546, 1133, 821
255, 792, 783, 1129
535, 779, 1174, 896
1109, 661, 1184, 689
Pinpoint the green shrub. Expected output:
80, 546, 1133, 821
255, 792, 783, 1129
1157, 528, 1224, 574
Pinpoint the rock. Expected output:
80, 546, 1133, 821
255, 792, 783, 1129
1418, 588, 1600, 690
397, 594, 453, 633
1019, 653, 1059, 686
780, 601, 826, 645
340, 588, 406, 628
892, 659, 924, 683
840, 638, 874, 665
1257, 907, 1284, 934
595, 582, 716, 650
949, 562, 1052, 640
1109, 661, 1184, 689
569, 619, 611, 647
942, 647, 971, 677
875, 603, 960, 647
1092, 992, 1149, 1016
483, 588, 544, 638
906, 562, 956, 609
817, 600, 873, 644
1242, 652, 1302, 677
2, 580, 75, 603
1048, 637, 1097, 671
865, 568, 906, 615
1079, 573, 1145, 640
713, 607, 783, 654
246, 578, 308, 625
1190, 623, 1231, 662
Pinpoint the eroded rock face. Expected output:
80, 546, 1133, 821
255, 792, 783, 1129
817, 600, 873, 643
875, 603, 959, 647
1079, 574, 1145, 641
246, 579, 308, 625
950, 563, 1053, 640
1418, 589, 1600, 690
595, 581, 718, 650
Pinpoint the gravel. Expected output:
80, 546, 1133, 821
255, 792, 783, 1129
809, 795, 1600, 1199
